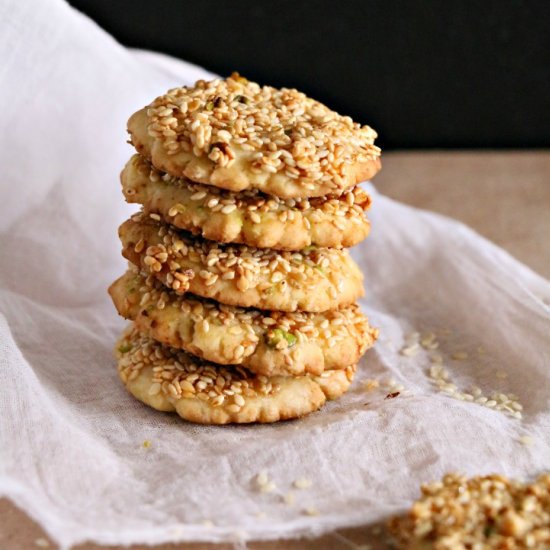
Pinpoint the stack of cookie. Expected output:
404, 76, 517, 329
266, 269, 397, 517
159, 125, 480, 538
109, 73, 381, 424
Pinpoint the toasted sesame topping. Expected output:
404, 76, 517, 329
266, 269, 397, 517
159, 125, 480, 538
388, 473, 550, 548
117, 327, 280, 407
144, 73, 379, 193
121, 214, 363, 311
114, 269, 375, 368
131, 155, 371, 222
121, 155, 370, 250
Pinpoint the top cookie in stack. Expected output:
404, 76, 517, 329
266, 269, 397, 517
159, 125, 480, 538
111, 73, 380, 424
128, 72, 380, 203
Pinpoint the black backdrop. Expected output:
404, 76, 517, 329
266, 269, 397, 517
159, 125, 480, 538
70, 1, 549, 149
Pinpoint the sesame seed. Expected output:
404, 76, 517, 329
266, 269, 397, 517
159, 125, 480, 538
256, 470, 269, 487
142, 73, 380, 195
234, 394, 245, 407
293, 478, 312, 489
201, 519, 214, 528
260, 481, 277, 493
221, 204, 237, 214
400, 343, 420, 357
362, 379, 379, 392
284, 492, 295, 505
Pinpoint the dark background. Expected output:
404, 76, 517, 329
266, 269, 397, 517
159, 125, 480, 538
70, 0, 549, 149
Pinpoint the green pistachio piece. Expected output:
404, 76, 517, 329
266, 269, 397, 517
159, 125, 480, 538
118, 343, 132, 354
266, 328, 297, 348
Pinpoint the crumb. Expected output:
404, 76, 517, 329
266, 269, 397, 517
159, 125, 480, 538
362, 379, 379, 392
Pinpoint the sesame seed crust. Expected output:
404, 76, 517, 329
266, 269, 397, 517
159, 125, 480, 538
127, 73, 381, 199
116, 325, 357, 424
119, 214, 364, 312
121, 154, 372, 250
109, 269, 378, 377
388, 472, 550, 549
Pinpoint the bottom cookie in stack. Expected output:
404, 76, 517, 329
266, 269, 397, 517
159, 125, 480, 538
116, 325, 358, 424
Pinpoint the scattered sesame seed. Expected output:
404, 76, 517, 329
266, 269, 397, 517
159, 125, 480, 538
293, 478, 313, 490
400, 343, 420, 357
284, 492, 296, 505
142, 440, 151, 449
260, 481, 277, 494
427, 364, 523, 419
451, 351, 469, 361
34, 539, 50, 548
303, 506, 319, 516
201, 519, 214, 528
519, 435, 533, 446
256, 470, 269, 487
420, 331, 439, 350
362, 379, 380, 392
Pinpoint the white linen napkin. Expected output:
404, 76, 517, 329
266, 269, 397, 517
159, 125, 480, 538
1, 1, 549, 548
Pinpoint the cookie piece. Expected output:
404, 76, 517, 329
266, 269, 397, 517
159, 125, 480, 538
387, 473, 550, 549
121, 154, 372, 250
109, 270, 378, 376
119, 213, 364, 312
116, 325, 357, 424
128, 73, 381, 199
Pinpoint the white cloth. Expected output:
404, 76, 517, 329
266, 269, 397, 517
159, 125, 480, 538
1, 1, 549, 549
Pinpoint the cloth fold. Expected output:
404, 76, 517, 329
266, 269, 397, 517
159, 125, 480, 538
1, 1, 549, 548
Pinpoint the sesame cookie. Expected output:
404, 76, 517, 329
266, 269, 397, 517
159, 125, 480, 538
116, 325, 357, 424
121, 154, 372, 250
109, 270, 378, 377
119, 214, 364, 312
127, 73, 381, 200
